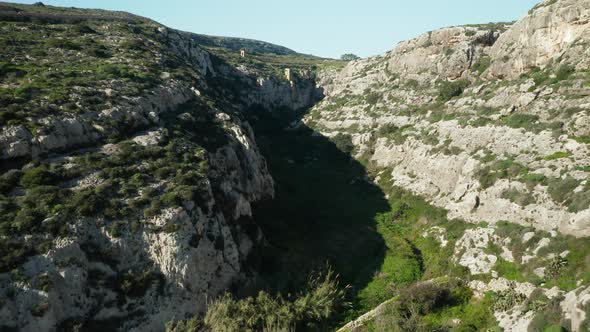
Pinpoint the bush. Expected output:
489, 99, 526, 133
437, 80, 469, 102
331, 133, 354, 154
340, 53, 360, 61
0, 170, 22, 194
365, 92, 381, 105
472, 56, 491, 75
547, 176, 580, 205
45, 38, 81, 50
476, 158, 528, 189
397, 282, 450, 316
555, 64, 575, 81
19, 165, 58, 188
502, 113, 540, 130
166, 269, 346, 332
501, 188, 535, 206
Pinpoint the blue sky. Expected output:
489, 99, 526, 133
11, 0, 540, 58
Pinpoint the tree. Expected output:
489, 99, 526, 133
340, 53, 360, 61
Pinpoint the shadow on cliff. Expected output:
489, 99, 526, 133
243, 106, 389, 312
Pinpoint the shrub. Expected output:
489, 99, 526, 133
491, 289, 526, 312
397, 282, 450, 316
19, 165, 58, 189
569, 187, 590, 213
331, 133, 354, 154
501, 188, 535, 206
365, 92, 381, 105
547, 176, 580, 205
166, 270, 346, 332
555, 64, 575, 81
119, 269, 164, 298
476, 158, 528, 189
45, 38, 81, 50
502, 113, 539, 130
340, 53, 360, 61
74, 24, 96, 34
519, 173, 547, 188
472, 56, 491, 75
0, 170, 22, 194
437, 79, 469, 102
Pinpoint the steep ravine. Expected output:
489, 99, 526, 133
1, 0, 590, 331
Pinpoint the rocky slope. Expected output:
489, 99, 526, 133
306, 0, 590, 330
310, 0, 589, 237
1, 0, 590, 331
0, 3, 322, 331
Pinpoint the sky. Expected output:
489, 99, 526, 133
9, 0, 541, 58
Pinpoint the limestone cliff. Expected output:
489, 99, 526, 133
307, 1, 590, 330
0, 4, 320, 331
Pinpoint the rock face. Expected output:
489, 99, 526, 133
388, 26, 500, 82
488, 0, 590, 79
307, 0, 590, 237
0, 7, 320, 331
0, 117, 273, 331
311, 1, 590, 330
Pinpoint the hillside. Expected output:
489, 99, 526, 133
0, 0, 589, 331
307, 0, 590, 330
0, 2, 327, 330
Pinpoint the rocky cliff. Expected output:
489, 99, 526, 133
306, 0, 590, 330
0, 3, 320, 331
310, 0, 589, 237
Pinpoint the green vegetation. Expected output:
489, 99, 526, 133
207, 46, 344, 79
472, 56, 491, 75
166, 270, 346, 332
364, 280, 497, 331
245, 109, 477, 329
518, 173, 547, 189
545, 176, 590, 213
544, 151, 571, 161
332, 133, 355, 154
491, 221, 590, 291
529, 0, 558, 14
502, 113, 539, 130
0, 99, 230, 272
476, 158, 528, 189
0, 17, 178, 130
501, 188, 535, 206
376, 124, 410, 145
437, 79, 470, 102
341, 53, 360, 61
521, 65, 576, 88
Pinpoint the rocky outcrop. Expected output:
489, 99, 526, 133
0, 107, 275, 331
0, 81, 196, 161
307, 0, 590, 237
488, 0, 590, 78
388, 26, 500, 82
0, 9, 320, 331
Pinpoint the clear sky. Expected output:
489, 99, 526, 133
9, 0, 541, 58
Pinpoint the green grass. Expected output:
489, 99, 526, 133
495, 259, 526, 282
544, 151, 571, 161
